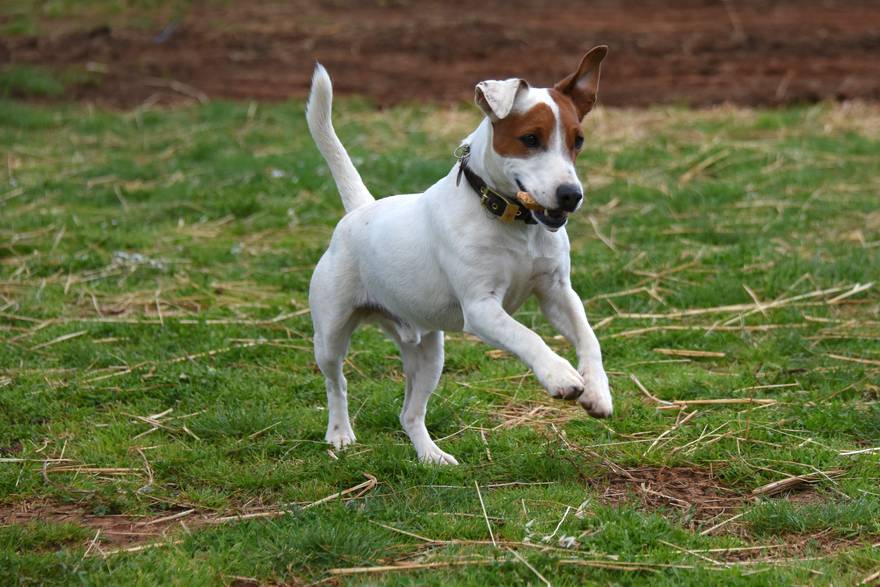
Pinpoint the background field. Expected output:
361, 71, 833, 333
3, 0, 880, 108
2, 95, 879, 584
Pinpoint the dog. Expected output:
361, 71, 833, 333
306, 46, 612, 464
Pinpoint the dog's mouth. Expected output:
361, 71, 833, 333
515, 179, 568, 230
533, 208, 568, 230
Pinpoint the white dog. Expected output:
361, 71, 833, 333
306, 47, 612, 464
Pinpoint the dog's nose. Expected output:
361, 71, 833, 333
555, 184, 583, 212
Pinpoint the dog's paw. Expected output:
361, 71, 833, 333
577, 364, 613, 418
537, 357, 585, 400
418, 444, 459, 465
325, 424, 357, 450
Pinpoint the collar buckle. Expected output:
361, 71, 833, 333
479, 186, 519, 223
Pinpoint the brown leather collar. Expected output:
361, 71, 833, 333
455, 146, 537, 225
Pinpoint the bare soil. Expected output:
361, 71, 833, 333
2, 0, 879, 108
593, 465, 842, 526
0, 500, 199, 549
2, 479, 870, 562
595, 465, 745, 527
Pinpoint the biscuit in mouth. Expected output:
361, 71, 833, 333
516, 190, 544, 211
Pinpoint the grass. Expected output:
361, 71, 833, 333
0, 64, 103, 100
0, 65, 66, 98
0, 0, 198, 36
1, 95, 879, 585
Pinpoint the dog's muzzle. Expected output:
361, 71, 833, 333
515, 180, 571, 230
556, 183, 583, 212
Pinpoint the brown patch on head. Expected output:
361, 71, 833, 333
549, 89, 584, 161
491, 102, 556, 157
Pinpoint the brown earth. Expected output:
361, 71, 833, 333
2, 475, 871, 565
2, 0, 880, 109
0, 500, 199, 550
589, 466, 878, 564
596, 465, 745, 528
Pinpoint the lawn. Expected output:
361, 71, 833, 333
1, 96, 879, 585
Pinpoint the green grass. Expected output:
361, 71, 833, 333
0, 64, 102, 100
0, 65, 66, 98
1, 97, 879, 585
0, 0, 199, 36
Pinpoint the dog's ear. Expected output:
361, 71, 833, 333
555, 45, 607, 119
475, 78, 530, 120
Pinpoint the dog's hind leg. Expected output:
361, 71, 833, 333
396, 331, 458, 465
312, 302, 360, 450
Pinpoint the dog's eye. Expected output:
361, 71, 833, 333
574, 135, 584, 150
519, 134, 540, 149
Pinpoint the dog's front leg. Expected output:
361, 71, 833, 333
536, 285, 612, 418
462, 297, 585, 399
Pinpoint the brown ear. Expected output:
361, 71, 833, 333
554, 45, 607, 119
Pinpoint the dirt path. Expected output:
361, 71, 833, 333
3, 0, 880, 108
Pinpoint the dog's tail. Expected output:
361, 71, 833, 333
306, 64, 375, 213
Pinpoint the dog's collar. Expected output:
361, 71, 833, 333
455, 145, 537, 225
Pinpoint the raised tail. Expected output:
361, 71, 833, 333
306, 64, 375, 213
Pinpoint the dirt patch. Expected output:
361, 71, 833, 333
0, 500, 201, 550
714, 529, 866, 563
594, 466, 746, 528
2, 0, 879, 108
1, 475, 377, 554
591, 465, 859, 545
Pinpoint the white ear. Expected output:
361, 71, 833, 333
475, 78, 529, 119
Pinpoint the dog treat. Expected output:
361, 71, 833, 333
516, 191, 543, 211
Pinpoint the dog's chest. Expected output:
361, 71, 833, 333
501, 254, 559, 310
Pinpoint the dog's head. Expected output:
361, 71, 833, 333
474, 46, 606, 231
